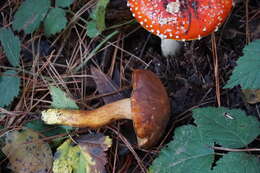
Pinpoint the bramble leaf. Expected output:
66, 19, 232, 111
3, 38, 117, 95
212, 152, 260, 173
56, 0, 74, 8
150, 107, 260, 173
0, 28, 21, 67
193, 107, 260, 148
0, 70, 20, 107
225, 39, 260, 89
149, 125, 214, 173
49, 85, 79, 109
2, 128, 53, 173
44, 8, 67, 36
13, 0, 50, 34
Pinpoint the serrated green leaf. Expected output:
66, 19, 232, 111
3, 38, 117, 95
13, 0, 50, 34
212, 152, 260, 173
56, 0, 74, 8
0, 28, 20, 67
44, 8, 67, 36
149, 125, 214, 173
225, 39, 260, 89
0, 70, 20, 107
49, 85, 79, 109
193, 107, 260, 148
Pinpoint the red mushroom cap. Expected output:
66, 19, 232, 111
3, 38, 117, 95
127, 0, 233, 41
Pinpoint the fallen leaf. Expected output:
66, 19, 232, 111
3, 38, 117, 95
53, 133, 112, 173
242, 89, 260, 104
2, 128, 53, 173
77, 133, 112, 173
91, 66, 125, 104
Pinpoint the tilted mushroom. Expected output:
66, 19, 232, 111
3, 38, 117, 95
41, 69, 170, 148
127, 0, 234, 57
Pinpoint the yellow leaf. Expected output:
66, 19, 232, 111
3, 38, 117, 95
2, 128, 52, 173
53, 133, 112, 173
242, 89, 260, 104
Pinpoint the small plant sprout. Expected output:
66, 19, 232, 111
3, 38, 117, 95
42, 70, 171, 148
127, 0, 233, 57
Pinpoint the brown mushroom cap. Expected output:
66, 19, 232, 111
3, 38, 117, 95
131, 70, 170, 148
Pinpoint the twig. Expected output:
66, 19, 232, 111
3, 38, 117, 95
73, 30, 119, 73
211, 33, 221, 107
245, 0, 250, 44
212, 146, 260, 152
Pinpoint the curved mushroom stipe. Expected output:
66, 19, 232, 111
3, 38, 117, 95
41, 69, 171, 148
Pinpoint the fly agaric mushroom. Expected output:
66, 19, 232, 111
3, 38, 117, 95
41, 69, 170, 148
127, 0, 233, 57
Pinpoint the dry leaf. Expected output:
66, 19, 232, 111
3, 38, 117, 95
53, 133, 112, 173
2, 128, 53, 173
242, 89, 260, 104
91, 66, 125, 104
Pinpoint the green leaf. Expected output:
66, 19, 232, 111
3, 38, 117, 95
193, 107, 260, 148
25, 119, 67, 148
25, 119, 67, 137
53, 139, 85, 173
0, 70, 20, 107
95, 0, 109, 32
49, 85, 79, 109
86, 0, 109, 38
2, 128, 53, 173
13, 0, 50, 34
225, 39, 260, 89
149, 125, 214, 173
86, 20, 100, 38
56, 0, 74, 8
0, 28, 20, 67
212, 152, 260, 173
44, 8, 67, 36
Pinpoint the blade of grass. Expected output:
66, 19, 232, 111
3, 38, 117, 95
72, 30, 119, 73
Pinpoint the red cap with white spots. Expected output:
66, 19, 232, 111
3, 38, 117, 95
127, 0, 233, 41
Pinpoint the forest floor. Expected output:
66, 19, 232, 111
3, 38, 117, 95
0, 0, 260, 172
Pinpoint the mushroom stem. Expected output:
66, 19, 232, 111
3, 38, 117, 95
41, 98, 132, 128
161, 39, 181, 57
